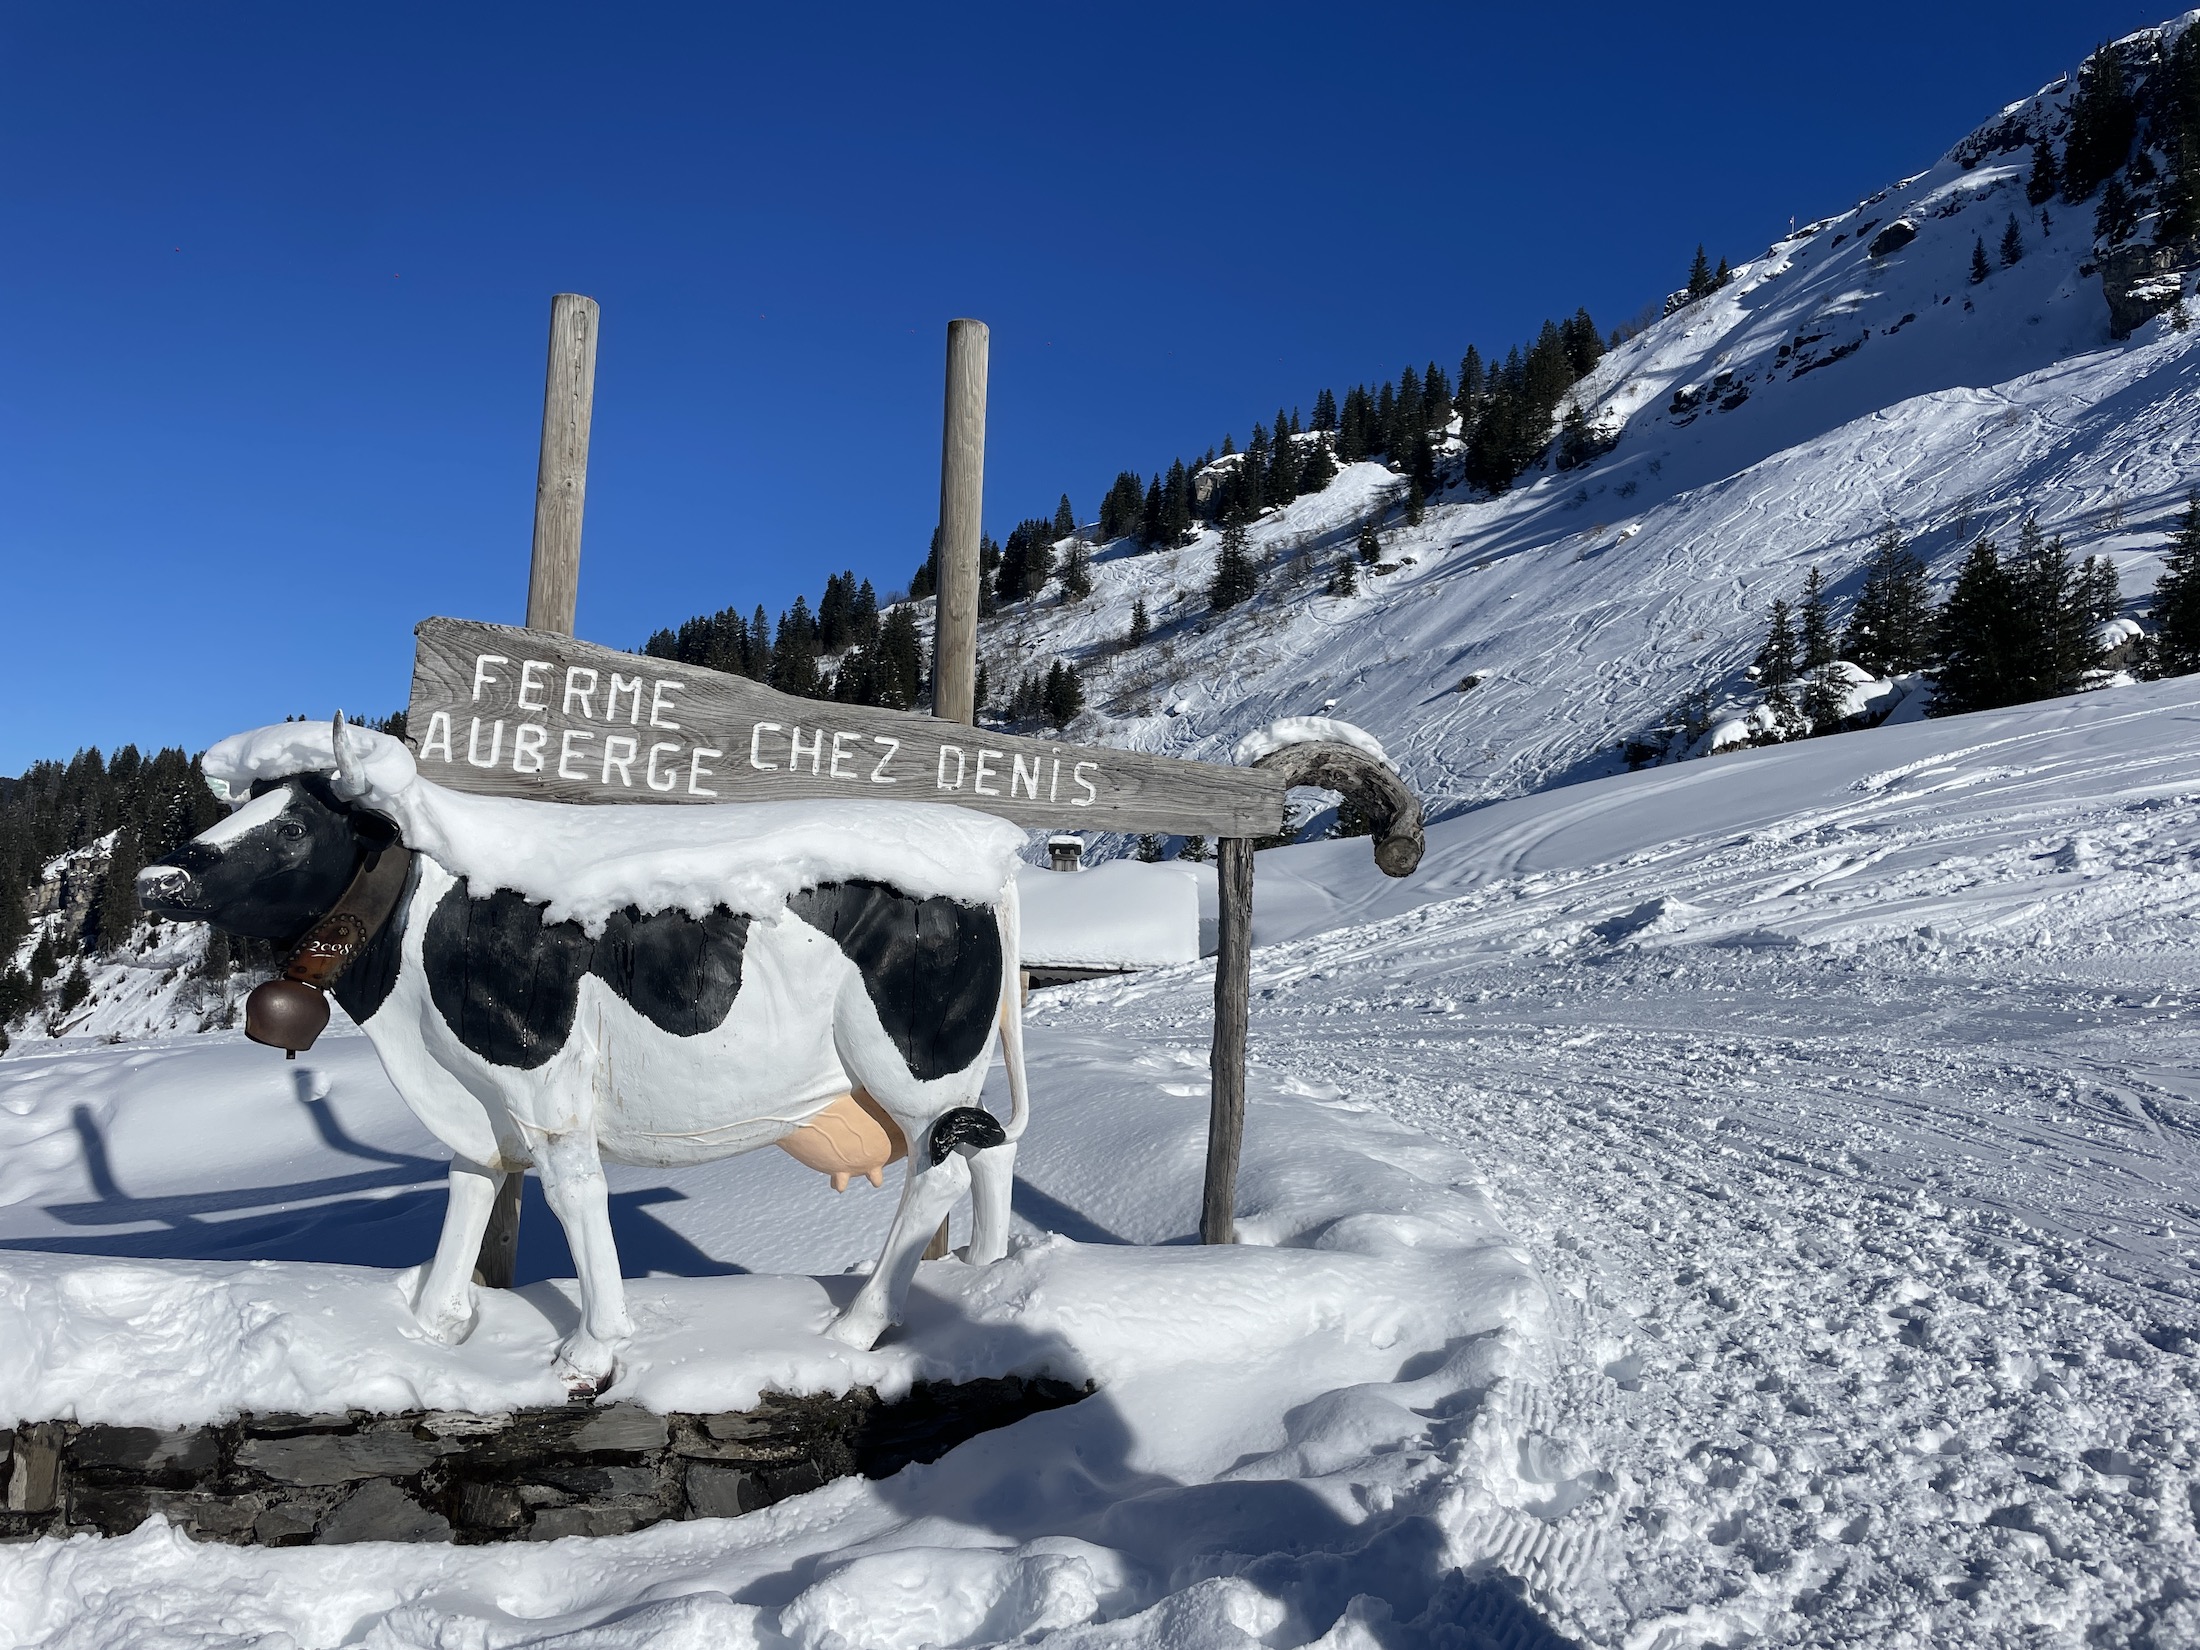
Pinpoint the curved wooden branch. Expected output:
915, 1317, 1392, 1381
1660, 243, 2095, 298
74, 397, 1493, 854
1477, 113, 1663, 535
1249, 740, 1423, 878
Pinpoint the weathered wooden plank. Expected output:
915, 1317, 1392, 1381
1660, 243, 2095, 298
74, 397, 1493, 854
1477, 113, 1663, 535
405, 617, 1286, 838
525, 295, 598, 635
931, 319, 986, 727
1201, 837, 1253, 1246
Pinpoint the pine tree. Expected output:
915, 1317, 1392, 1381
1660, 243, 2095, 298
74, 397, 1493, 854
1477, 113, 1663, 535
2095, 176, 2137, 247
1060, 541, 1093, 601
2152, 492, 2200, 674
1042, 661, 1084, 728
1686, 244, 1715, 299
1162, 459, 1193, 542
2078, 554, 2121, 626
2025, 136, 2061, 206
1935, 537, 2019, 713
1297, 438, 1336, 494
1750, 598, 1798, 729
1357, 520, 1383, 565
1135, 833, 1165, 863
1209, 520, 1258, 611
2000, 213, 2025, 267
91, 827, 142, 952
1797, 567, 1837, 671
1312, 388, 1337, 431
1127, 597, 1150, 649
1713, 256, 1731, 289
1325, 556, 1358, 596
1179, 835, 1208, 864
2061, 43, 2136, 203
2010, 514, 2099, 698
1842, 525, 1936, 674
1970, 236, 1991, 284
1801, 665, 1849, 733
1054, 494, 1077, 539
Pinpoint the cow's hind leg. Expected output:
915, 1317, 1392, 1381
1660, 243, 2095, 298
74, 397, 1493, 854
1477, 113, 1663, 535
533, 1128, 634, 1393
410, 1156, 502, 1344
965, 1142, 1017, 1265
826, 1146, 971, 1349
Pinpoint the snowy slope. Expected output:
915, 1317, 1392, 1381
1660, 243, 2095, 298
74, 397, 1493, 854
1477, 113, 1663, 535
6, 677, 2199, 1646
978, 16, 2200, 837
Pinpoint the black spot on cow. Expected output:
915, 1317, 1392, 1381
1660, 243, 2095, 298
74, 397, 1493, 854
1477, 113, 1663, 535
788, 881, 1001, 1082
592, 904, 751, 1038
928, 1106, 1007, 1163
425, 886, 595, 1070
423, 885, 752, 1070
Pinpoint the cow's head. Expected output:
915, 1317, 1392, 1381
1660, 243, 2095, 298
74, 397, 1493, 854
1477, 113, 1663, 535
140, 772, 397, 942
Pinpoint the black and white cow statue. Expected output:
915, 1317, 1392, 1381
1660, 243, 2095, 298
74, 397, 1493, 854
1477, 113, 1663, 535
138, 717, 1029, 1390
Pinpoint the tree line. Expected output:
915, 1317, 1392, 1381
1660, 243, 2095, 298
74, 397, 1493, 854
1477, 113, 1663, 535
1733, 499, 2200, 747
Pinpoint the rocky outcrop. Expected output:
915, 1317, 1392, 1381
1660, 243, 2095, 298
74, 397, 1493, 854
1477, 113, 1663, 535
2103, 242, 2193, 339
1, 1378, 1085, 1546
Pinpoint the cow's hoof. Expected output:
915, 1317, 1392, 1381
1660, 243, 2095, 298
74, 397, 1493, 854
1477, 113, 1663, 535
554, 1333, 620, 1394
408, 1282, 479, 1346
824, 1305, 886, 1350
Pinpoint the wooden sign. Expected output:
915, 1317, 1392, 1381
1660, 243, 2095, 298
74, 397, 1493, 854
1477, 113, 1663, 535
405, 617, 1287, 838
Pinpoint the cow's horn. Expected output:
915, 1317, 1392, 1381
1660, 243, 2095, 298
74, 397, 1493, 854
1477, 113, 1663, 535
331, 711, 371, 800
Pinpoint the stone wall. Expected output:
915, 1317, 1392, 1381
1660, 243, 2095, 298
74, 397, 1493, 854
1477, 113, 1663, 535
1, 1377, 1083, 1546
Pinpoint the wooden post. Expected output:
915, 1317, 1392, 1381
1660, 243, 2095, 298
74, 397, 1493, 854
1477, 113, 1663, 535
1200, 742, 1422, 1245
525, 293, 600, 634
925, 317, 986, 1260
480, 292, 599, 1291
931, 318, 988, 724
1201, 837, 1254, 1245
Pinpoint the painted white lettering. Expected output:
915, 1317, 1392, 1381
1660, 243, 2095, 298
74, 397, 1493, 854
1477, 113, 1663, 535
749, 722, 781, 770
789, 726, 822, 775
512, 723, 548, 774
470, 655, 508, 702
688, 747, 722, 797
420, 711, 454, 763
563, 667, 599, 719
607, 674, 644, 726
645, 741, 680, 792
602, 735, 638, 787
870, 735, 900, 784
829, 730, 858, 780
973, 748, 1001, 796
466, 717, 505, 769
1072, 760, 1098, 805
516, 660, 550, 711
649, 679, 684, 730
558, 728, 596, 780
937, 746, 966, 790
1011, 753, 1041, 800
1049, 755, 1061, 802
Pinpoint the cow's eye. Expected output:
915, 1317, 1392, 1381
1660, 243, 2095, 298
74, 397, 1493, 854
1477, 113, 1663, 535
278, 821, 307, 841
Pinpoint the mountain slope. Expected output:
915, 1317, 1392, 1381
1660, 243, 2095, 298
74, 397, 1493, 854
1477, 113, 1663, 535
981, 15, 2200, 832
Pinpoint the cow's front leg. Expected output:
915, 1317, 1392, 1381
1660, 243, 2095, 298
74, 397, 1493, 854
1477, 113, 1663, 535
533, 1127, 633, 1394
409, 1156, 503, 1344
827, 1148, 971, 1350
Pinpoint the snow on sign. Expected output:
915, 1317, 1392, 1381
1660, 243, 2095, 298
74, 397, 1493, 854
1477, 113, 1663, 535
406, 617, 1286, 837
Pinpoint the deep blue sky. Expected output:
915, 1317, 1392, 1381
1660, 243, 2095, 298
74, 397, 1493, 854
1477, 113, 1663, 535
1, 0, 2168, 770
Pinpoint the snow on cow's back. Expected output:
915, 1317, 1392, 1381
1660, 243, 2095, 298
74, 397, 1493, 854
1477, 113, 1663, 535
202, 721, 1030, 929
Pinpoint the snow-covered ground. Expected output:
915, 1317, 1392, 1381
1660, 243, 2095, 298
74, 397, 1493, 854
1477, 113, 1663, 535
6, 677, 2199, 1647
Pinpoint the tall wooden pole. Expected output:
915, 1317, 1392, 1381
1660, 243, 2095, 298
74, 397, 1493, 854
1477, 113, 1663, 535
479, 292, 599, 1291
923, 318, 987, 1259
525, 294, 600, 634
931, 318, 988, 724
1202, 837, 1254, 1245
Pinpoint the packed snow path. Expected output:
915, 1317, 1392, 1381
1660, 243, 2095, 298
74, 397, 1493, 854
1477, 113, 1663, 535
4, 680, 2200, 1646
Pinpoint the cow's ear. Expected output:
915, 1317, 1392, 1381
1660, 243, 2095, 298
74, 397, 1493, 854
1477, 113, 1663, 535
352, 808, 399, 849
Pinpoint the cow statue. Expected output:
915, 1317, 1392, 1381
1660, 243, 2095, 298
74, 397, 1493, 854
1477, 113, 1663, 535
138, 715, 1030, 1391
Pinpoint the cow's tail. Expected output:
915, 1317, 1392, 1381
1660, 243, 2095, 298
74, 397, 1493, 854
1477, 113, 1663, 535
998, 876, 1031, 1144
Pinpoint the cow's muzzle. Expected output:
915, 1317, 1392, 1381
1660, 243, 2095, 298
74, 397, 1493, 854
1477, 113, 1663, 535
136, 864, 201, 917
